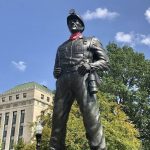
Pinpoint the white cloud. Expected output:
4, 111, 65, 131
145, 8, 150, 23
12, 61, 27, 72
115, 32, 134, 44
115, 32, 150, 47
82, 8, 119, 20
141, 36, 150, 46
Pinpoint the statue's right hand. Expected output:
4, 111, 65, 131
53, 67, 62, 79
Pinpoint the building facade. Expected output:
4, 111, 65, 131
0, 82, 53, 150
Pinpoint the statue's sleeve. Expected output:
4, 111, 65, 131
89, 37, 109, 71
53, 50, 60, 78
54, 50, 59, 68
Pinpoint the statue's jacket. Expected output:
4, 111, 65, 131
54, 36, 109, 84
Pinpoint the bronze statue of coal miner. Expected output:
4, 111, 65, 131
49, 9, 109, 150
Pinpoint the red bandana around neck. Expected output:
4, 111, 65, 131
69, 32, 83, 40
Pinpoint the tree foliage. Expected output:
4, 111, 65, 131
100, 43, 150, 149
14, 138, 36, 150
14, 138, 26, 150
98, 92, 141, 150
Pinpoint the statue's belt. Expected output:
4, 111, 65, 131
60, 65, 102, 85
61, 65, 79, 73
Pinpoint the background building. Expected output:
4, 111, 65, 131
0, 82, 53, 150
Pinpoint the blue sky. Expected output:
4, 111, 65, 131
0, 0, 150, 93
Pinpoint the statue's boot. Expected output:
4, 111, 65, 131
89, 129, 107, 150
90, 146, 107, 150
49, 147, 66, 150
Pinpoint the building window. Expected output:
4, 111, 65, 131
9, 96, 12, 101
47, 97, 50, 102
23, 93, 27, 98
19, 126, 23, 137
2, 97, 5, 102
10, 112, 16, 150
16, 94, 19, 99
12, 111, 17, 125
11, 127, 15, 137
20, 110, 25, 124
2, 123, 7, 150
18, 110, 25, 139
3, 130, 7, 138
2, 129, 7, 149
41, 94, 44, 99
9, 138, 14, 150
5, 112, 9, 125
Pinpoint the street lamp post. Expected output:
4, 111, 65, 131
36, 122, 43, 150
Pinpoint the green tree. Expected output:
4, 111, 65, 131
100, 43, 150, 149
14, 138, 36, 150
24, 143, 36, 150
14, 138, 26, 150
98, 92, 141, 150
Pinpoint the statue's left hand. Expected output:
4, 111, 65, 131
53, 67, 62, 79
78, 63, 91, 76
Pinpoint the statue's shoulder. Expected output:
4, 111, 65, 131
58, 40, 69, 49
83, 36, 102, 48
91, 36, 102, 47
82, 36, 93, 41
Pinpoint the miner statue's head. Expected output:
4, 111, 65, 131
67, 9, 85, 34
